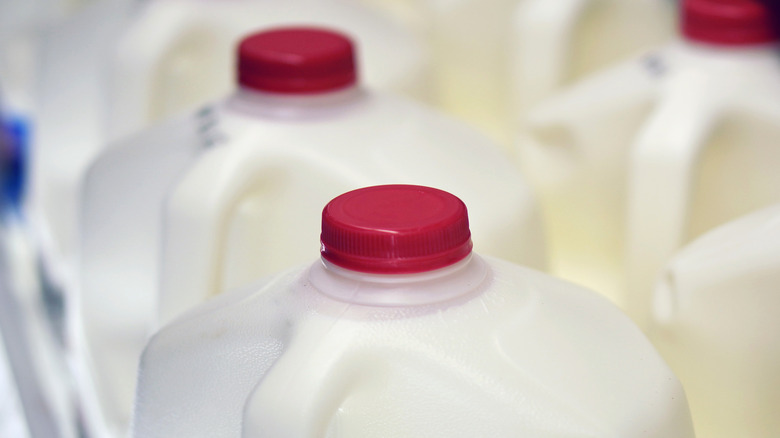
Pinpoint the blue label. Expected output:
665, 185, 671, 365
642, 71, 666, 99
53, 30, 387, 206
1, 115, 30, 211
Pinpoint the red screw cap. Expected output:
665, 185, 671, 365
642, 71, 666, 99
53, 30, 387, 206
682, 0, 778, 45
321, 185, 473, 274
238, 27, 357, 94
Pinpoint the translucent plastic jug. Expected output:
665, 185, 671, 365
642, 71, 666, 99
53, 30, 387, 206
33, 0, 430, 269
79, 28, 543, 435
649, 203, 780, 438
517, 0, 780, 326
132, 184, 694, 438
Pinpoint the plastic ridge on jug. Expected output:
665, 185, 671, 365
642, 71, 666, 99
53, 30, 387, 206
649, 203, 780, 438
79, 27, 542, 436
132, 185, 695, 438
517, 0, 780, 327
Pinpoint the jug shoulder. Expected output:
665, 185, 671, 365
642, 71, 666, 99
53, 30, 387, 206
136, 259, 690, 437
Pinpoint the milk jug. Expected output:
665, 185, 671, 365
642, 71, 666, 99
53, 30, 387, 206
33, 0, 430, 270
517, 0, 780, 326
79, 27, 543, 435
649, 203, 780, 438
132, 184, 694, 438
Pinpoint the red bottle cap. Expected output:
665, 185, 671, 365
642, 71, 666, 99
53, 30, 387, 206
682, 0, 778, 45
238, 27, 357, 94
321, 185, 473, 274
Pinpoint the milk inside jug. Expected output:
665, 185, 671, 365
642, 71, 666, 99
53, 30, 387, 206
133, 184, 694, 438
33, 0, 430, 270
517, 0, 780, 326
649, 203, 780, 438
79, 27, 542, 435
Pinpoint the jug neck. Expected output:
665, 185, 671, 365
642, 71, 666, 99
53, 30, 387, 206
227, 86, 366, 119
308, 254, 491, 307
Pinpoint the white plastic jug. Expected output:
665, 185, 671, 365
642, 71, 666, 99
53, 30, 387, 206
79, 27, 543, 435
33, 0, 431, 270
649, 203, 780, 438
516, 0, 780, 325
132, 184, 694, 438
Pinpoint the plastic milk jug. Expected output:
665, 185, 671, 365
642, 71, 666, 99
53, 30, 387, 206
132, 184, 694, 438
649, 203, 780, 438
32, 0, 430, 269
79, 28, 543, 435
517, 0, 780, 326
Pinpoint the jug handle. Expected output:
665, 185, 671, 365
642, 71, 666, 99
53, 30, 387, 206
106, 5, 201, 141
157, 143, 270, 326
512, 0, 589, 114
241, 349, 376, 438
625, 71, 720, 328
